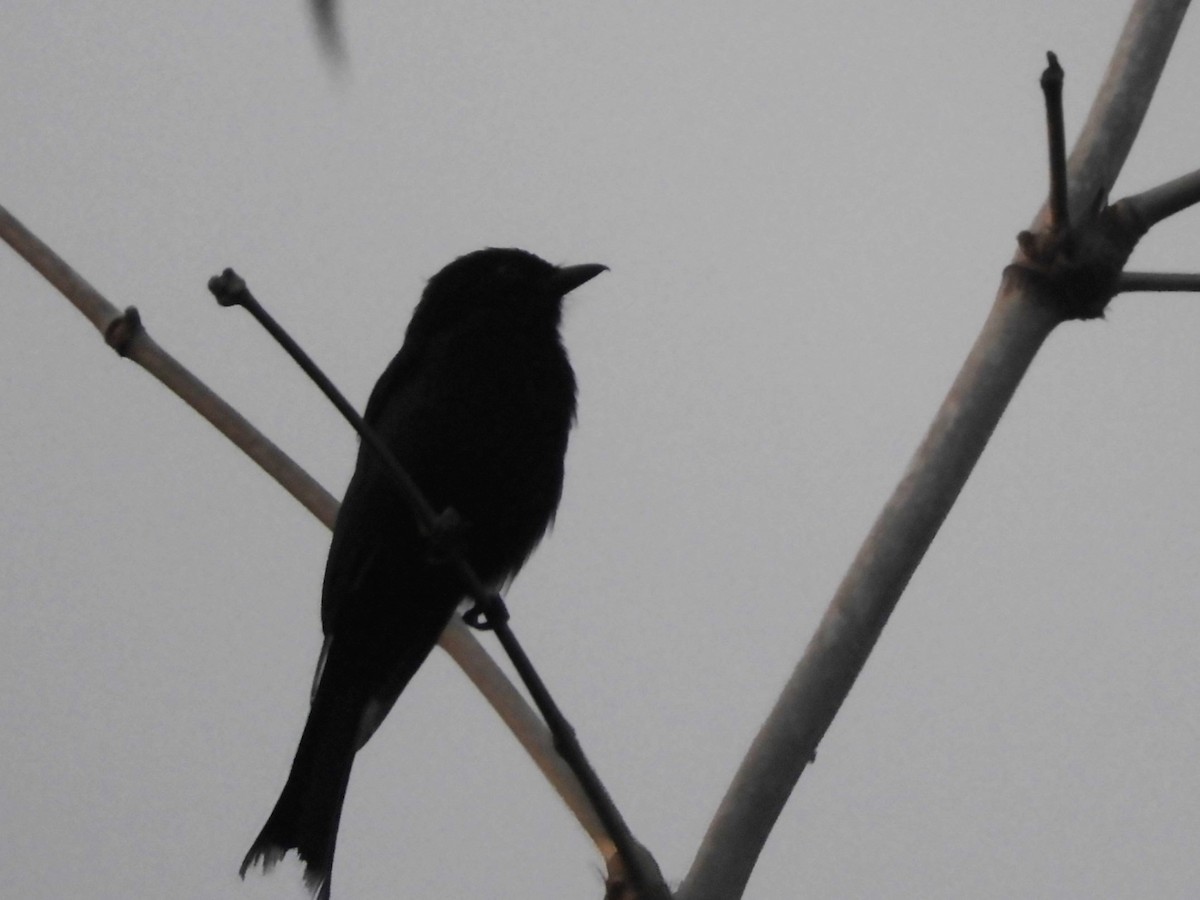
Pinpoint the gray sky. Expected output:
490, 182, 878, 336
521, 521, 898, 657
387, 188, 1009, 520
3, 3, 1199, 898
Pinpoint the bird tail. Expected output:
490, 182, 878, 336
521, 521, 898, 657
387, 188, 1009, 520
240, 678, 363, 900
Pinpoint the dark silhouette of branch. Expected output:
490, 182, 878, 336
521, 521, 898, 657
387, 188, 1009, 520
1118, 272, 1200, 293
1042, 52, 1070, 232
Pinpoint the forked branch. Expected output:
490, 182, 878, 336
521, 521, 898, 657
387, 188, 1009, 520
678, 3, 1192, 899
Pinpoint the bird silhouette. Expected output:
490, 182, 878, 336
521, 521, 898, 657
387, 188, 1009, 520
240, 248, 606, 898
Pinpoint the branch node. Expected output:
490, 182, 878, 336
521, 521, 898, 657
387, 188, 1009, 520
1015, 55, 1148, 321
104, 306, 144, 357
1013, 202, 1139, 320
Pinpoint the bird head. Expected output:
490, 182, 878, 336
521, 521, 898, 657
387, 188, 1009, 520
406, 248, 607, 343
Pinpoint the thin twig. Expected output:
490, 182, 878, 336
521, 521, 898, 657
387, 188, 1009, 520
1042, 52, 1070, 231
438, 623, 612, 847
1035, 0, 1190, 230
1120, 167, 1200, 229
1118, 271, 1200, 293
209, 270, 440, 533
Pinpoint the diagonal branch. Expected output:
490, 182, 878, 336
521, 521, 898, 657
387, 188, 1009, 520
1120, 167, 1200, 228
0, 204, 338, 527
678, 275, 1062, 900
677, 3, 1191, 899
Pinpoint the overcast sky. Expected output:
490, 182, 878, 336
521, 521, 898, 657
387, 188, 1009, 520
3, 3, 1199, 898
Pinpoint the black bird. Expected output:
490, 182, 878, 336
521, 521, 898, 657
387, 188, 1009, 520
240, 248, 606, 898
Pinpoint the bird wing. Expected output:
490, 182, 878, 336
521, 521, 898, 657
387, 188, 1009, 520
320, 344, 426, 636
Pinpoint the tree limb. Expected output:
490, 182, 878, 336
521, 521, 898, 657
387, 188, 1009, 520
1120, 167, 1200, 228
678, 3, 1191, 898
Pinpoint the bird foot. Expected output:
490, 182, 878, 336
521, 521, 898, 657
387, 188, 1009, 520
463, 593, 510, 631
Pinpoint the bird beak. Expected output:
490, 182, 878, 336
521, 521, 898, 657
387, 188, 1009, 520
548, 263, 608, 295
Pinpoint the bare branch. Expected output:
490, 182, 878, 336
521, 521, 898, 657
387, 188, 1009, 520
1119, 167, 1200, 228
679, 3, 1191, 898
1118, 271, 1200, 293
439, 622, 615, 852
1034, 0, 1190, 230
1, 203, 339, 527
2, 203, 123, 335
678, 280, 1061, 900
1041, 52, 1070, 231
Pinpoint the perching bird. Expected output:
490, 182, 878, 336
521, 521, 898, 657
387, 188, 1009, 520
240, 248, 606, 898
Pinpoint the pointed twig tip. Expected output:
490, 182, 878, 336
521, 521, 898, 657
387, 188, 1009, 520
104, 306, 144, 357
1041, 52, 1064, 89
1037, 52, 1070, 231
